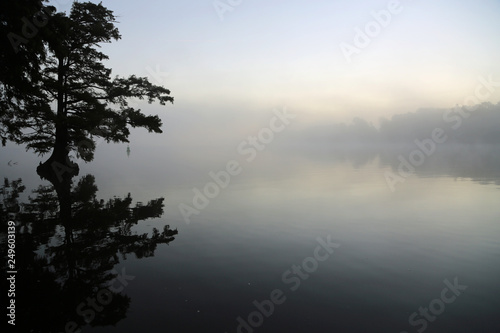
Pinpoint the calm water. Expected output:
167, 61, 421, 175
2, 146, 500, 332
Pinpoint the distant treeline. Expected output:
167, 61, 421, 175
301, 102, 500, 145
283, 102, 500, 185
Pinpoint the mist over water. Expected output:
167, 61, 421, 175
2, 101, 500, 333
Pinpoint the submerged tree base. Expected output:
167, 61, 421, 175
36, 154, 79, 185
37, 151, 80, 222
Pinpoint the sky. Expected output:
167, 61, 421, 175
42, 0, 500, 144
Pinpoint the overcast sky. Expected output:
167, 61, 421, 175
46, 0, 500, 142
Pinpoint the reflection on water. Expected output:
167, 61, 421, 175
280, 143, 500, 185
1, 146, 500, 332
0, 175, 177, 333
83, 150, 500, 332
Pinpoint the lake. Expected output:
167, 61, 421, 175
2, 144, 500, 333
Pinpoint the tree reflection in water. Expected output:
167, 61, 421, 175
0, 175, 177, 332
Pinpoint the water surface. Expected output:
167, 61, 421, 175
3, 149, 500, 333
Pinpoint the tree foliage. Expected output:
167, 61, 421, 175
1, 1, 173, 162
0, 0, 55, 146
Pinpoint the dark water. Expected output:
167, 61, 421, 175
2, 146, 500, 333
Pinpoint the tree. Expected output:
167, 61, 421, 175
0, 0, 55, 146
1, 2, 174, 185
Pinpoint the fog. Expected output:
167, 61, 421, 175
2, 101, 500, 203
269, 102, 500, 185
291, 102, 500, 145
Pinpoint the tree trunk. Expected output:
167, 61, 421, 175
36, 55, 78, 225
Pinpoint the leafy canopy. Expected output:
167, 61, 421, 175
1, 1, 173, 162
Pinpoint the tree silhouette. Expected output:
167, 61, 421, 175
0, 0, 55, 146
1, 4, 177, 330
1, 1, 173, 184
2, 2, 173, 219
